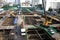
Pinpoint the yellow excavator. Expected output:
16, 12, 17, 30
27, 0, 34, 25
44, 16, 57, 26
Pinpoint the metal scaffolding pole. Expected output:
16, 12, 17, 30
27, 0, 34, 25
42, 0, 47, 25
17, 0, 21, 14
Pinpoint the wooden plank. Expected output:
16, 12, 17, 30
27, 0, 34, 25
50, 24, 60, 27
47, 15, 60, 22
0, 26, 15, 29
0, 32, 5, 40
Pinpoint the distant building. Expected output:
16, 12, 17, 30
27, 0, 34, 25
25, 0, 30, 2
0, 0, 4, 8
21, 2, 31, 7
46, 0, 60, 11
32, 0, 39, 6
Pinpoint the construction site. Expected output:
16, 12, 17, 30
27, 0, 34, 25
0, 0, 60, 40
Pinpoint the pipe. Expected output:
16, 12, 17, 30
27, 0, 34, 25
26, 8, 33, 13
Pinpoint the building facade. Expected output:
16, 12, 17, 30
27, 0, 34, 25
46, 0, 60, 11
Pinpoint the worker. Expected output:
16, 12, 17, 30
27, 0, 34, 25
14, 15, 24, 35
9, 15, 24, 40
52, 10, 57, 16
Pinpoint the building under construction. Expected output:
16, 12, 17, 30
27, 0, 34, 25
0, 0, 60, 40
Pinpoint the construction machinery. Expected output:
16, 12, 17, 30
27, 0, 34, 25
0, 0, 60, 40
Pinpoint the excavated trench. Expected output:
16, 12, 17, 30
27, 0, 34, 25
27, 28, 56, 40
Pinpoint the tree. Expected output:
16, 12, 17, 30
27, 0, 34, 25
58, 8, 60, 13
48, 8, 53, 12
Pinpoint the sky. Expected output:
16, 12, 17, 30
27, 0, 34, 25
6, 0, 42, 4
7, 0, 30, 3
6, 0, 60, 3
7, 0, 15, 3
